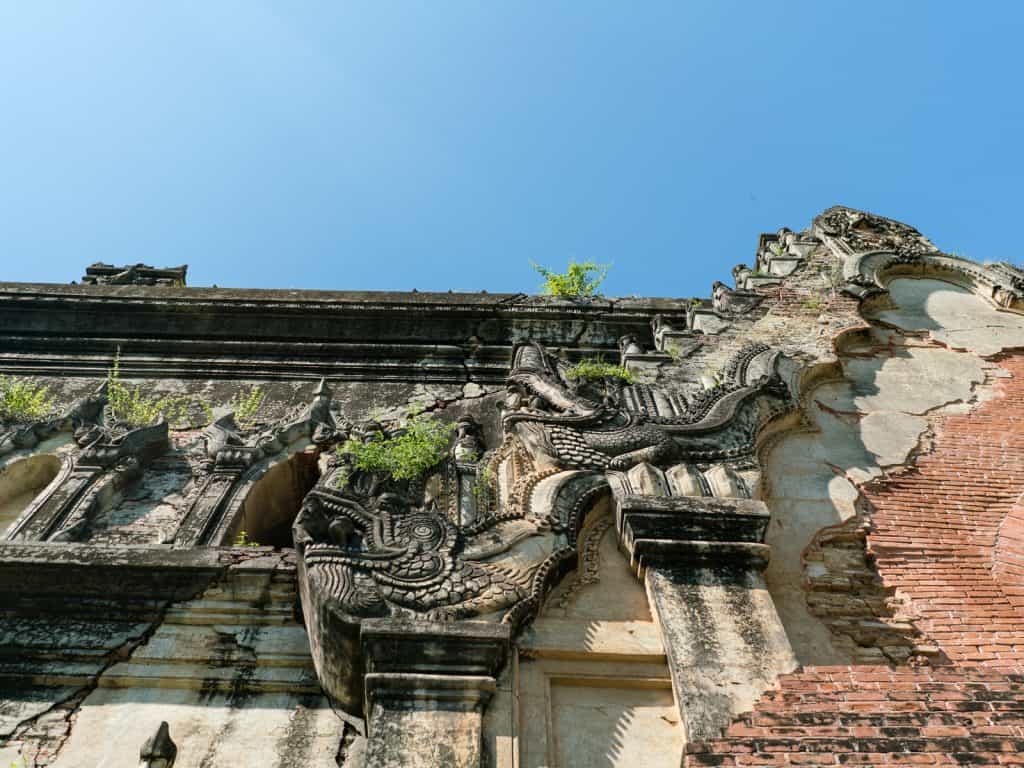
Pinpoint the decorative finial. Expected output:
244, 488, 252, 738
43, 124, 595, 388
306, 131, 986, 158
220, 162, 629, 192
313, 377, 332, 399
139, 721, 177, 768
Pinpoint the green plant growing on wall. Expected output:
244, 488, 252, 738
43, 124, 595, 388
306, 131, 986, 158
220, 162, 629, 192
107, 349, 207, 428
0, 375, 54, 422
231, 385, 266, 429
472, 464, 495, 504
233, 530, 261, 547
530, 260, 610, 298
820, 263, 844, 296
565, 358, 635, 384
702, 366, 723, 387
338, 410, 455, 482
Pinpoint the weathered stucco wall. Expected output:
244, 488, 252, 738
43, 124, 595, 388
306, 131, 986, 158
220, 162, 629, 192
3, 206, 1024, 767
684, 261, 1024, 763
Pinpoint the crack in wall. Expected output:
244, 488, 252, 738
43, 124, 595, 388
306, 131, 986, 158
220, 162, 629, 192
4, 597, 178, 767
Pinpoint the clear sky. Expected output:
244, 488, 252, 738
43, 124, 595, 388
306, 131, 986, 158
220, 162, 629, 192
1, 2, 1021, 298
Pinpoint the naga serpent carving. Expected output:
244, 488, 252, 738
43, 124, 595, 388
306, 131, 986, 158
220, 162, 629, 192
293, 339, 793, 714
503, 341, 790, 468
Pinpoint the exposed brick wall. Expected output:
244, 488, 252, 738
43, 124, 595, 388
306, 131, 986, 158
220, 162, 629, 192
995, 492, 1024, 612
687, 666, 1024, 766
803, 515, 928, 666
863, 353, 1024, 669
686, 352, 1024, 764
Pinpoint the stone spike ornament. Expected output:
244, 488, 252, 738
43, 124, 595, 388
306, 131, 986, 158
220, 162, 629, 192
139, 721, 177, 768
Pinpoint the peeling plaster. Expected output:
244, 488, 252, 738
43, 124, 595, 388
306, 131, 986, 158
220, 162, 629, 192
765, 276, 1024, 666
875, 278, 1024, 357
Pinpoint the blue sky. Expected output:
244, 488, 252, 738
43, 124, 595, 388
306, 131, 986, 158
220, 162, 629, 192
1, 2, 1021, 297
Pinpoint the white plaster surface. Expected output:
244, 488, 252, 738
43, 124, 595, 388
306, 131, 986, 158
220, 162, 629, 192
492, 513, 680, 768
50, 688, 341, 768
876, 278, 1024, 356
764, 276, 1024, 665
37, 564, 341, 767
550, 682, 680, 768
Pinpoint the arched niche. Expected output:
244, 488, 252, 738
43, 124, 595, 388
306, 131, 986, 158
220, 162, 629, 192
541, 499, 652, 623
233, 449, 322, 548
0, 454, 63, 536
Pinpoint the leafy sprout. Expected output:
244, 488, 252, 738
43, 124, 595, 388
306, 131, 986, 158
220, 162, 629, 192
231, 385, 266, 430
338, 410, 455, 481
531, 260, 610, 298
233, 530, 261, 547
107, 348, 208, 428
0, 375, 53, 422
565, 358, 635, 384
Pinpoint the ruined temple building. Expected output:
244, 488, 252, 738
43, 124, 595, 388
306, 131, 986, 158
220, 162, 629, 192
3, 205, 1024, 767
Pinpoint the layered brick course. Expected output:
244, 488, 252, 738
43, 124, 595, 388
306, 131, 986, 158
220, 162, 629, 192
686, 351, 1024, 765
687, 666, 1024, 766
864, 353, 1024, 669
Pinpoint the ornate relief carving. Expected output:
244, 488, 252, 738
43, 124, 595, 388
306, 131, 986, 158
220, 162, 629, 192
82, 262, 188, 287
813, 205, 1024, 308
4, 383, 175, 542
815, 206, 938, 259
814, 206, 1024, 309
0, 382, 107, 459
174, 379, 343, 547
293, 340, 794, 715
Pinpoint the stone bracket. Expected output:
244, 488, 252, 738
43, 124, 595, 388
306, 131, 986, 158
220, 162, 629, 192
615, 494, 772, 574
361, 618, 510, 680
359, 620, 510, 768
618, 495, 769, 542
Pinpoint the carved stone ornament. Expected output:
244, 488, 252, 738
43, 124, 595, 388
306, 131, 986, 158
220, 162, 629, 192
82, 262, 188, 287
173, 378, 344, 547
139, 721, 177, 768
3, 382, 173, 543
712, 280, 763, 315
814, 206, 1024, 308
293, 340, 794, 716
814, 205, 938, 260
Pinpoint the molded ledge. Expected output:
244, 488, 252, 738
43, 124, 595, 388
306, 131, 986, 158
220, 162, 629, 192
0, 542, 227, 600
616, 494, 770, 545
626, 539, 772, 574
361, 618, 510, 679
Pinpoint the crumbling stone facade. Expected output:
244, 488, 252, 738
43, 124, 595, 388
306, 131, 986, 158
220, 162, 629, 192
1, 206, 1023, 767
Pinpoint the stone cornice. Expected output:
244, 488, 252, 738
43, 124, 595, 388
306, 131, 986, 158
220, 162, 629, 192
0, 282, 692, 383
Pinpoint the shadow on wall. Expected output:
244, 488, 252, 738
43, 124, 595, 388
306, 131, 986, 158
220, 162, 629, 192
0, 454, 62, 536
236, 450, 321, 548
763, 277, 1024, 666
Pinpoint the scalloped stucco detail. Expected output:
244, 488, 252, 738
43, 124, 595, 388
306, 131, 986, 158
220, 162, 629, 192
875, 278, 1024, 357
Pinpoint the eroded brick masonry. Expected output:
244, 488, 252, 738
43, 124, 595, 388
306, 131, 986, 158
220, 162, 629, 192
1, 207, 1023, 767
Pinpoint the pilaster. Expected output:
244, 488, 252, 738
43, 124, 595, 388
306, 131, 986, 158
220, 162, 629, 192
612, 489, 797, 743
359, 619, 509, 768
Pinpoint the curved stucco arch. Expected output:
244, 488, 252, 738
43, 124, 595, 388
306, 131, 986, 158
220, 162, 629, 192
216, 443, 322, 548
0, 454, 65, 537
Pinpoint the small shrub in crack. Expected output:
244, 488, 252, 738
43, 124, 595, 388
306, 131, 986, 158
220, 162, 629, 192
0, 375, 54, 422
107, 348, 210, 428
337, 410, 455, 482
565, 358, 635, 384
531, 260, 610, 298
231, 385, 266, 430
